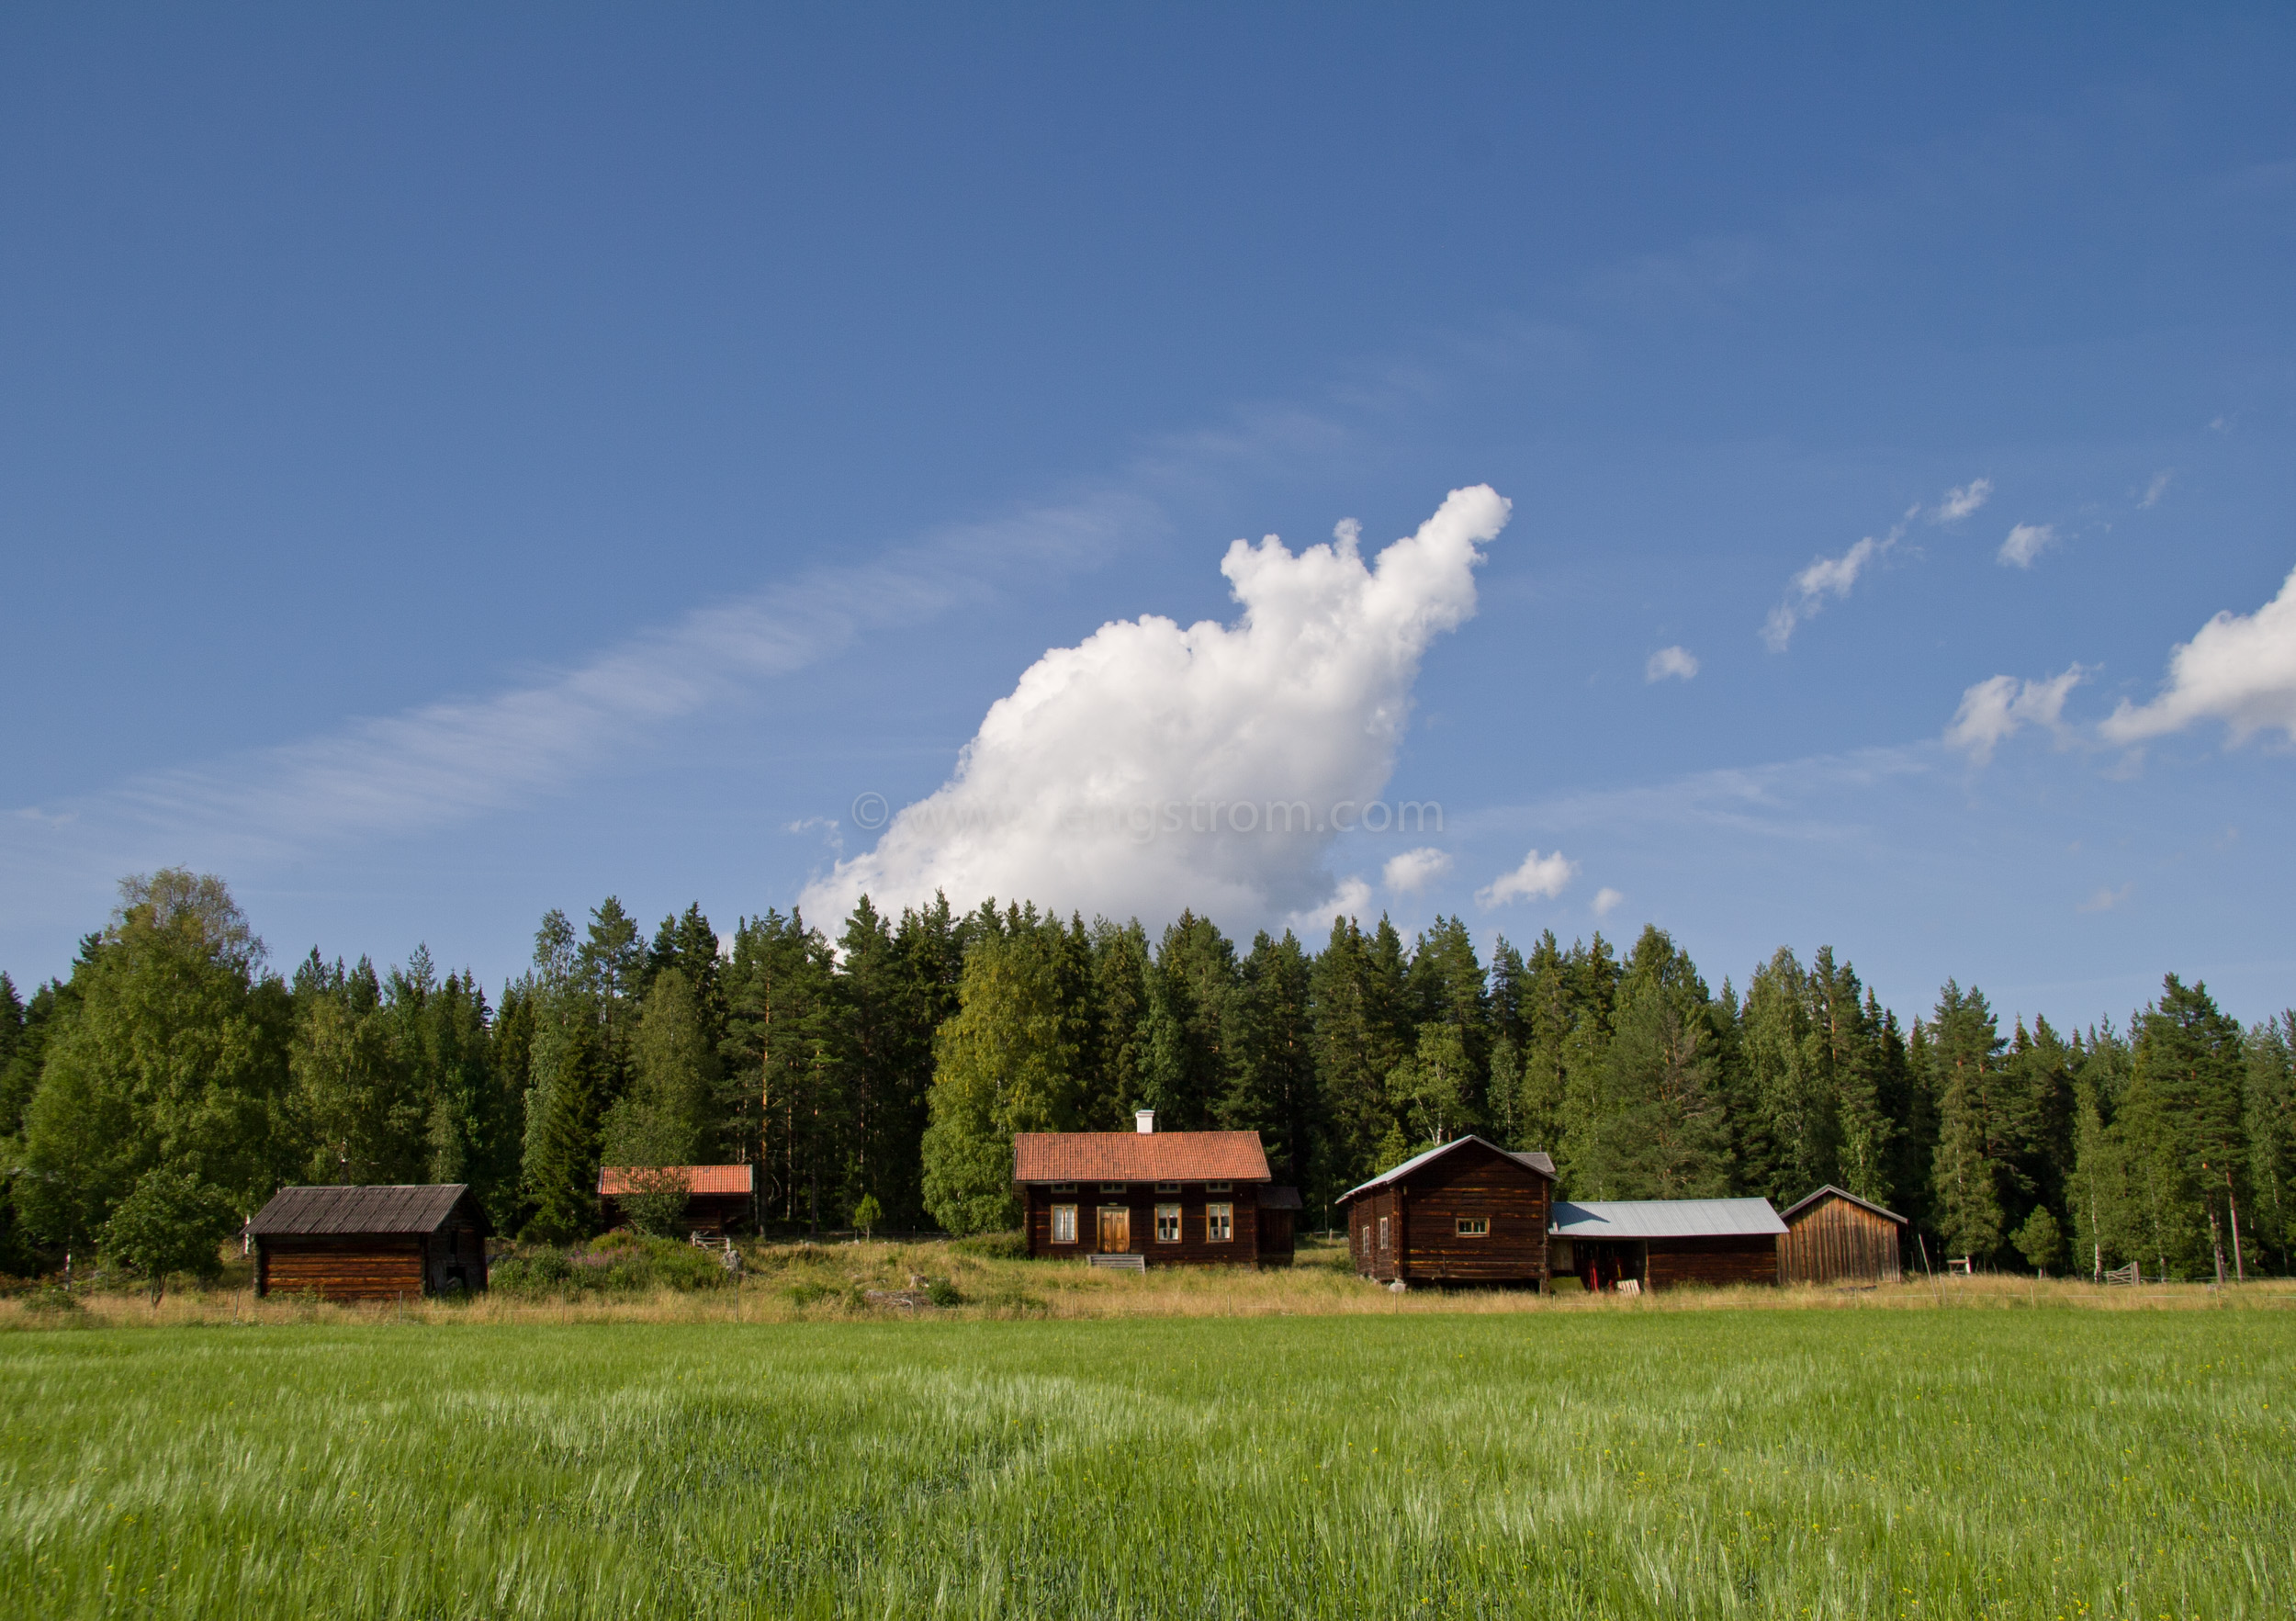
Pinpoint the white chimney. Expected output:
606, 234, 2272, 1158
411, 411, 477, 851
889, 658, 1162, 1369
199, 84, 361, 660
1135, 1109, 1155, 1134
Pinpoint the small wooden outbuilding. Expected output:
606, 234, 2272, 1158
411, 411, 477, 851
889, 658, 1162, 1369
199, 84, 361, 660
1549, 1198, 1786, 1290
249, 1184, 490, 1300
1014, 1111, 1294, 1266
597, 1165, 755, 1234
1778, 1185, 1908, 1285
1339, 1137, 1558, 1288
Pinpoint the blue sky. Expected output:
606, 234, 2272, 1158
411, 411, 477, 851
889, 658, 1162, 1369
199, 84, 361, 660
4, 6, 2292, 1028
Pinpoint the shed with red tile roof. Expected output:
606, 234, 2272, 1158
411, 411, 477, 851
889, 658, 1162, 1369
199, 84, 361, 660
597, 1165, 754, 1234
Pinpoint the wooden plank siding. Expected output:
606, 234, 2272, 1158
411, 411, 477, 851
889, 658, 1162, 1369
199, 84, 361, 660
258, 1237, 425, 1301
1346, 1140, 1550, 1286
1646, 1235, 1781, 1289
1780, 1193, 1904, 1284
1025, 1184, 1266, 1266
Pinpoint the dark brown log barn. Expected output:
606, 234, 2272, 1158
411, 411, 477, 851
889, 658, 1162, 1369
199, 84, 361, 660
597, 1165, 754, 1234
1339, 1137, 1558, 1287
1549, 1198, 1786, 1290
1015, 1111, 1295, 1266
249, 1184, 490, 1301
1778, 1185, 1908, 1285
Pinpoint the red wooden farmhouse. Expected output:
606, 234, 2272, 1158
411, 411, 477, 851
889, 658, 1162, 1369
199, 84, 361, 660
1015, 1110, 1299, 1267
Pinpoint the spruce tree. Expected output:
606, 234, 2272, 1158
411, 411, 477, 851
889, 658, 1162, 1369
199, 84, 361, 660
2243, 1012, 2295, 1273
2121, 976, 2247, 1278
1582, 927, 1730, 1199
1222, 930, 1318, 1190
1928, 981, 2011, 1265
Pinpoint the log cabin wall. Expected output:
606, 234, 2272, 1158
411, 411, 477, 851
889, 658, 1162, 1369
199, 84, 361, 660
258, 1236, 424, 1301
1026, 1183, 1266, 1266
1645, 1235, 1781, 1289
1389, 1142, 1549, 1284
1780, 1195, 1903, 1284
1348, 1188, 1407, 1282
1255, 1208, 1295, 1264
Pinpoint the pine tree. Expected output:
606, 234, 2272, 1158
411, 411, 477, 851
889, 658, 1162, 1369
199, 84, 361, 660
1221, 931, 1318, 1191
725, 909, 842, 1232
1733, 948, 1838, 1204
1581, 927, 1730, 1199
2120, 976, 2247, 1278
1308, 917, 1409, 1196
1086, 917, 1153, 1129
1142, 911, 1238, 1131
2243, 1012, 2295, 1273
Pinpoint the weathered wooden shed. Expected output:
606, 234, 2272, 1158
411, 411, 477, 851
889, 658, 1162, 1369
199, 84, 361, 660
597, 1165, 755, 1234
1339, 1137, 1558, 1288
1778, 1185, 1907, 1284
1014, 1111, 1290, 1267
1549, 1198, 1786, 1290
250, 1184, 490, 1300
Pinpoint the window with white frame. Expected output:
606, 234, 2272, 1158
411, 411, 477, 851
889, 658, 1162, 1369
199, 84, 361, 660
1155, 1182, 1180, 1193
1155, 1204, 1181, 1243
1206, 1181, 1231, 1192
1049, 1183, 1076, 1194
1379, 1215, 1390, 1250
1206, 1202, 1233, 1243
1455, 1216, 1490, 1237
1100, 1183, 1127, 1194
1052, 1204, 1078, 1244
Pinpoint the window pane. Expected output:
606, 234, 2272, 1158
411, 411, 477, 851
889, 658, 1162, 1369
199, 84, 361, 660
1207, 1202, 1232, 1242
1455, 1216, 1489, 1237
1155, 1204, 1181, 1243
1052, 1205, 1077, 1244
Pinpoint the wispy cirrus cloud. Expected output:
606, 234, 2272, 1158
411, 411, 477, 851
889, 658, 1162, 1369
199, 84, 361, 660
1931, 478, 1992, 523
1645, 645, 1700, 682
1997, 522, 2058, 568
1761, 527, 1901, 651
5, 493, 1152, 882
1944, 666, 2088, 763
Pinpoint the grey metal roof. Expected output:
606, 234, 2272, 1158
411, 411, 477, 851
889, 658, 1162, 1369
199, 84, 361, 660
249, 1184, 485, 1237
1259, 1185, 1304, 1211
1339, 1136, 1558, 1202
1549, 1198, 1787, 1240
1780, 1184, 1908, 1226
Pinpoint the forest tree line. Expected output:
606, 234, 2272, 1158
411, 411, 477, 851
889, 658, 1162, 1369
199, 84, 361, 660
3, 868, 2291, 1281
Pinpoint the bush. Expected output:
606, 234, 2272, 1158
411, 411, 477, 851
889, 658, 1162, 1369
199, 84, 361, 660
488, 1235, 732, 1297
950, 1231, 1026, 1261
924, 1278, 962, 1308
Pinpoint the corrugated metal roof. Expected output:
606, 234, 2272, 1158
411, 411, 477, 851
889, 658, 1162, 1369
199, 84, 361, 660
596, 1165, 755, 1197
249, 1184, 481, 1237
1338, 1136, 1557, 1202
1549, 1198, 1787, 1239
1259, 1185, 1304, 1211
1012, 1131, 1270, 1183
1780, 1184, 1908, 1226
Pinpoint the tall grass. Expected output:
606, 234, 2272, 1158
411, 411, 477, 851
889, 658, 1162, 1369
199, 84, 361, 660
0, 1305, 2288, 1618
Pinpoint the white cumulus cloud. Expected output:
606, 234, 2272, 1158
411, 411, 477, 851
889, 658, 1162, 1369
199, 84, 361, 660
2100, 565, 2296, 746
1475, 848, 1578, 907
1933, 478, 1993, 523
1645, 646, 1700, 682
1382, 847, 1453, 895
1997, 523, 2057, 568
1762, 529, 1899, 651
1944, 665, 2088, 763
1591, 886, 1625, 917
798, 486, 1511, 928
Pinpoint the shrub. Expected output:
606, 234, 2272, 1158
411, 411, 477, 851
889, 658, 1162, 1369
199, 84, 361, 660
489, 1235, 732, 1297
101, 1169, 237, 1303
924, 1278, 962, 1308
950, 1231, 1026, 1261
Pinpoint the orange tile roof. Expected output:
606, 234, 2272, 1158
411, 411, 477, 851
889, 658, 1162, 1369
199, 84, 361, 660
597, 1165, 754, 1197
1012, 1131, 1270, 1184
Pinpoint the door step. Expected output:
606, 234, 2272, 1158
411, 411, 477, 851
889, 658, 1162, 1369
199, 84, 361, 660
1088, 1254, 1146, 1270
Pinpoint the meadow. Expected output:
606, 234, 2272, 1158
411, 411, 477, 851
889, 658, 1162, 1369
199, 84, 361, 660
1, 1261, 2289, 1619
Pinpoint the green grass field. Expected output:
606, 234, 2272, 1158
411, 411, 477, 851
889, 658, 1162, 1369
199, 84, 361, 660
2, 1307, 2289, 1619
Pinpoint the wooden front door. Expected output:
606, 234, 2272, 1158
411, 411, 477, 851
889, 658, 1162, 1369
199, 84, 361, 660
1097, 1206, 1130, 1253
